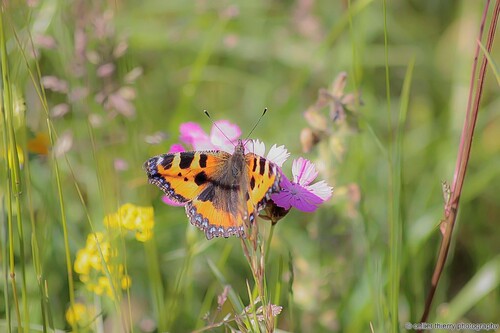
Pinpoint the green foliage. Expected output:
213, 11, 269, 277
1, 1, 499, 332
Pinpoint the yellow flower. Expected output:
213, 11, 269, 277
74, 249, 91, 275
85, 232, 105, 249
121, 275, 132, 289
65, 302, 94, 327
95, 276, 112, 297
104, 213, 120, 228
135, 228, 152, 242
74, 204, 152, 301
75, 232, 110, 274
105, 203, 155, 242
74, 231, 132, 300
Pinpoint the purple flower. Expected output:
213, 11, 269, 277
271, 157, 333, 212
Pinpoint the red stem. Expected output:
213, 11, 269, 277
420, 0, 499, 324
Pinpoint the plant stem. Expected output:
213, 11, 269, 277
47, 120, 79, 333
420, 0, 499, 323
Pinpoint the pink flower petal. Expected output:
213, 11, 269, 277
271, 174, 293, 209
162, 196, 186, 207
270, 191, 293, 210
271, 171, 331, 212
114, 158, 128, 171
192, 141, 219, 151
217, 142, 236, 153
168, 144, 185, 153
210, 120, 241, 147
272, 183, 324, 212
291, 189, 324, 212
179, 122, 209, 146
306, 180, 333, 201
292, 157, 318, 186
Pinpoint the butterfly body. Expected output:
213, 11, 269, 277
144, 139, 280, 239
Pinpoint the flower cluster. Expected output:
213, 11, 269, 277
160, 120, 333, 223
36, 3, 142, 122
300, 72, 361, 154
299, 73, 362, 219
104, 203, 155, 242
74, 232, 131, 299
73, 204, 152, 296
65, 302, 95, 328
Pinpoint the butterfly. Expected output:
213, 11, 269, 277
143, 139, 281, 239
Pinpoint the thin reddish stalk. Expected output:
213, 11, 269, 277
420, 0, 499, 323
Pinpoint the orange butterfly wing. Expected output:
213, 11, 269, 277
144, 151, 227, 204
186, 199, 247, 239
244, 153, 281, 222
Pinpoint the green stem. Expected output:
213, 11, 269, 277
264, 224, 275, 264
1, 8, 24, 333
47, 120, 79, 333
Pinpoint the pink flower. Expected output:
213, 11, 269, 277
171, 121, 291, 165
178, 120, 241, 152
168, 143, 185, 153
162, 195, 186, 207
271, 157, 332, 212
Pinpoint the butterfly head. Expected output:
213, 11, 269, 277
229, 139, 246, 178
235, 139, 245, 155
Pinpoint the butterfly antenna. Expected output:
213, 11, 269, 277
204, 110, 236, 146
244, 107, 267, 143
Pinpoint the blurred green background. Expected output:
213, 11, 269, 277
1, 0, 499, 332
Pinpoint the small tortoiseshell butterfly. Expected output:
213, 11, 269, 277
144, 139, 281, 239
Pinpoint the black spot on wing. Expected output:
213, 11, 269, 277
252, 157, 258, 172
184, 177, 188, 181
179, 152, 195, 169
194, 171, 208, 185
259, 158, 266, 176
161, 155, 175, 170
250, 176, 255, 190
267, 161, 275, 177
199, 154, 208, 168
